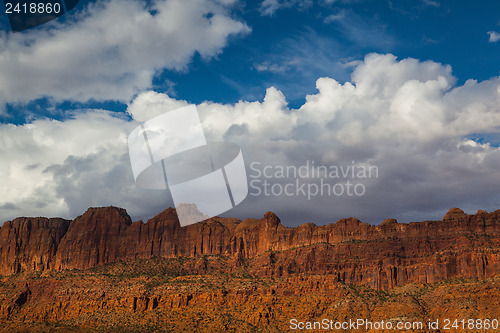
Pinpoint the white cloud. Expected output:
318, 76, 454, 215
259, 0, 312, 16
488, 31, 500, 43
259, 0, 359, 15
184, 54, 500, 224
127, 91, 190, 123
324, 10, 346, 23
0, 0, 250, 110
422, 0, 440, 8
0, 111, 132, 218
254, 59, 300, 73
3, 53, 500, 225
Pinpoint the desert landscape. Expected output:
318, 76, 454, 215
1, 207, 499, 332
2, 1, 500, 332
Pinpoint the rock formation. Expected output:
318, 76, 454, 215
1, 206, 500, 290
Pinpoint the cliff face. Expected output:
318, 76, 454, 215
0, 217, 70, 273
1, 206, 500, 290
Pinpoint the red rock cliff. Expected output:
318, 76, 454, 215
1, 206, 500, 290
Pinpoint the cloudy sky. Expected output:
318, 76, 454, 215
1, 0, 500, 226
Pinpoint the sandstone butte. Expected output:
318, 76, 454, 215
1, 206, 500, 290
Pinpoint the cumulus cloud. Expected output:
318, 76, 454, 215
2, 53, 500, 226
0, 111, 131, 219
488, 31, 500, 43
173, 53, 500, 224
0, 0, 249, 110
0, 109, 177, 222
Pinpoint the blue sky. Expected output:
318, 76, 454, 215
1, 0, 500, 226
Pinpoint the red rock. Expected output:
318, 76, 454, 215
54, 206, 131, 270
2, 206, 500, 290
0, 216, 69, 274
443, 207, 468, 221
381, 218, 397, 226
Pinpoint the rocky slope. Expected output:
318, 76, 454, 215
1, 207, 500, 290
1, 257, 499, 332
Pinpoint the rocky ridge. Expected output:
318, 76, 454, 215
1, 207, 500, 290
